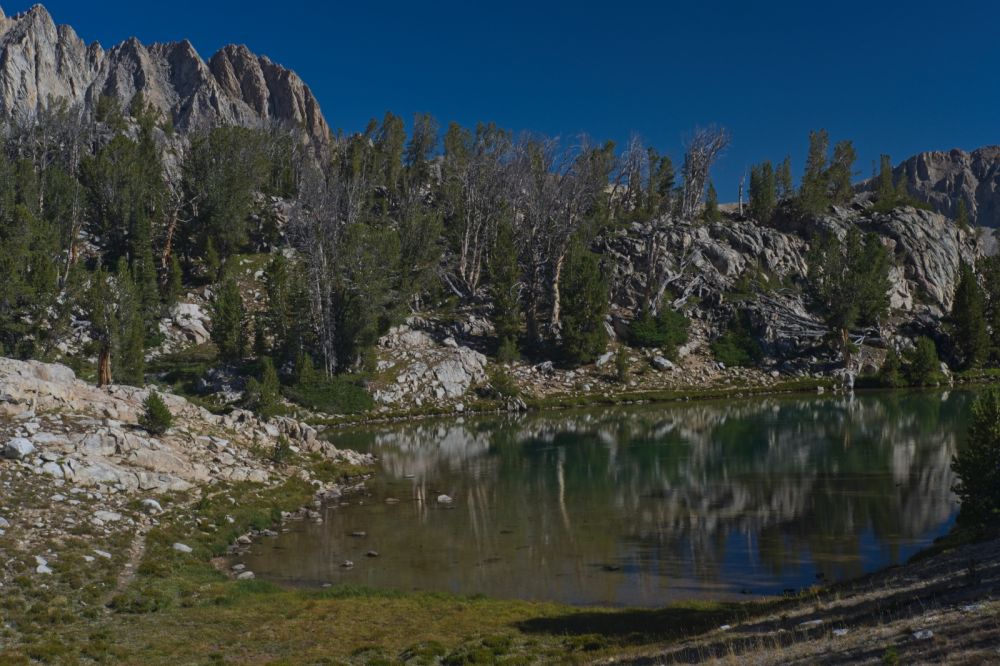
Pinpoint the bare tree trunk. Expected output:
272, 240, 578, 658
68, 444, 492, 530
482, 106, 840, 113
550, 252, 566, 333
98, 349, 112, 387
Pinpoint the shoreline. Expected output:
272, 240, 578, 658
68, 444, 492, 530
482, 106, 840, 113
2, 356, 996, 663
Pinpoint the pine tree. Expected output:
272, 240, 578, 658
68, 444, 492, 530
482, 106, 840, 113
489, 219, 522, 354
749, 161, 776, 222
950, 261, 988, 369
163, 254, 183, 307
88, 266, 116, 387
212, 274, 245, 362
703, 181, 722, 222
776, 156, 793, 200
114, 258, 146, 386
245, 356, 281, 418
953, 388, 1000, 529
140, 392, 173, 435
829, 140, 857, 204
956, 199, 971, 231
807, 227, 891, 360
559, 243, 609, 364
798, 129, 831, 215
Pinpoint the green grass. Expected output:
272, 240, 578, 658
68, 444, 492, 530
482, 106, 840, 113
0, 450, 762, 665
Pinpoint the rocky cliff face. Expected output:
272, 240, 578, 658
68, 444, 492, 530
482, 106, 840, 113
0, 4, 330, 143
601, 200, 983, 366
879, 146, 1000, 227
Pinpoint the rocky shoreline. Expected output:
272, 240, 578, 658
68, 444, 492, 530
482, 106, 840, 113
0, 356, 373, 609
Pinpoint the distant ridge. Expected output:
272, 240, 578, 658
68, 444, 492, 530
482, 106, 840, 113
0, 4, 330, 143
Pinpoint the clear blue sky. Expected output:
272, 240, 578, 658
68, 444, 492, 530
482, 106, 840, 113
11, 0, 1000, 199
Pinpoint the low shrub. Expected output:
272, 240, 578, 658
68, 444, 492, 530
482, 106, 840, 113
627, 309, 689, 358
139, 392, 173, 435
710, 312, 762, 367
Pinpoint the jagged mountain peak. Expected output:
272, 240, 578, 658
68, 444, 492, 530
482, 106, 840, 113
0, 3, 330, 144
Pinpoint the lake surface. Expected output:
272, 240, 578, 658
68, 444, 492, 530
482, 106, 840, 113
242, 390, 970, 606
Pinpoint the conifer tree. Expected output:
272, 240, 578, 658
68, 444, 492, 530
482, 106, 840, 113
807, 227, 891, 359
829, 140, 857, 204
776, 156, 793, 200
212, 274, 245, 362
703, 182, 722, 222
560, 242, 609, 364
489, 219, 522, 355
749, 161, 776, 222
163, 254, 183, 307
798, 129, 831, 215
956, 199, 970, 230
88, 266, 116, 387
114, 259, 146, 386
950, 261, 988, 369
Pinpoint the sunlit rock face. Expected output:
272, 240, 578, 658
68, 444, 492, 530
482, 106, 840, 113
0, 5, 330, 143
868, 146, 1000, 227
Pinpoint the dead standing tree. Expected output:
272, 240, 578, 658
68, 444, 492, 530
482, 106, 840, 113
680, 126, 730, 219
441, 123, 514, 298
510, 136, 613, 342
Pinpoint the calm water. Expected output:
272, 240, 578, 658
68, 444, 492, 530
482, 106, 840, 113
242, 390, 970, 606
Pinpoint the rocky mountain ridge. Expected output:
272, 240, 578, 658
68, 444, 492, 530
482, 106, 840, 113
866, 145, 1000, 227
0, 3, 330, 143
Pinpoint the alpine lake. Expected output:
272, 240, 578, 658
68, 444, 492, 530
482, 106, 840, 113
240, 389, 969, 607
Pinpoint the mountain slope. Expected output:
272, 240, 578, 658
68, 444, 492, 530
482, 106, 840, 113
884, 146, 1000, 227
0, 3, 330, 143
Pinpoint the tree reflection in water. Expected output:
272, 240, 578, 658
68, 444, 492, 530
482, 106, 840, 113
243, 390, 968, 606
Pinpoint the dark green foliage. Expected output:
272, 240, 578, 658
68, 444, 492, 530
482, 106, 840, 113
878, 347, 904, 387
749, 161, 776, 223
489, 220, 522, 355
872, 155, 932, 214
807, 227, 891, 350
163, 254, 184, 308
114, 259, 146, 386
980, 255, 1000, 360
245, 357, 281, 418
904, 337, 943, 386
627, 309, 690, 359
702, 182, 721, 222
270, 435, 292, 464
828, 140, 856, 204
182, 127, 275, 259
955, 199, 970, 230
211, 275, 246, 362
332, 223, 401, 370
615, 346, 629, 383
261, 255, 311, 364
798, 129, 831, 215
139, 392, 173, 435
496, 337, 519, 363
559, 244, 609, 364
487, 367, 520, 398
949, 261, 988, 369
646, 148, 675, 215
283, 354, 374, 414
204, 238, 222, 283
953, 388, 1000, 529
710, 312, 762, 367
776, 156, 793, 200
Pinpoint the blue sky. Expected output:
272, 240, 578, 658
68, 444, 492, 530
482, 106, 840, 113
12, 1, 1000, 199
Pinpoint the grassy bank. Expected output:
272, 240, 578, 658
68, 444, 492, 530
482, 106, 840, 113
0, 453, 759, 664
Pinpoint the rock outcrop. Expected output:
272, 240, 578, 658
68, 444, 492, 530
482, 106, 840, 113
0, 357, 368, 494
373, 325, 488, 407
0, 4, 330, 143
601, 200, 983, 362
869, 146, 1000, 227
